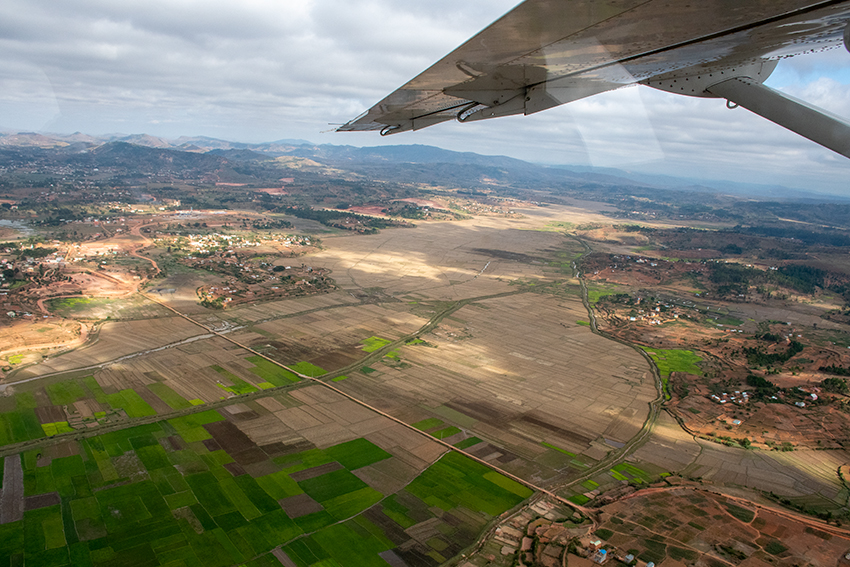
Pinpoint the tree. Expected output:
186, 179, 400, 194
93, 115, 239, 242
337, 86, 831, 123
821, 377, 849, 394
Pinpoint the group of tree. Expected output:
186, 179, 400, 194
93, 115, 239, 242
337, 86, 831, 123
819, 365, 850, 377
743, 340, 804, 367
277, 206, 407, 232
709, 261, 848, 301
731, 224, 850, 248
20, 246, 57, 259
819, 376, 849, 394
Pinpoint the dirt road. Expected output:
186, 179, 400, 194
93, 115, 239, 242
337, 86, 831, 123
129, 221, 160, 275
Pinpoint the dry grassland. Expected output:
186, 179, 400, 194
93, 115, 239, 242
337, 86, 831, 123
0, 319, 84, 359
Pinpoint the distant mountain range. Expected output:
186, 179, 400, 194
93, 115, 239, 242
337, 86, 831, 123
1, 130, 847, 203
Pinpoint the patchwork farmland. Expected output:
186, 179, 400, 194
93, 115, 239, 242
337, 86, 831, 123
3, 205, 850, 567
0, 383, 531, 567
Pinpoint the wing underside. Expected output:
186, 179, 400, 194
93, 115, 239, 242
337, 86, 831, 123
338, 0, 850, 136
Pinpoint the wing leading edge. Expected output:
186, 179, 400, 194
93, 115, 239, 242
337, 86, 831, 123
337, 0, 850, 158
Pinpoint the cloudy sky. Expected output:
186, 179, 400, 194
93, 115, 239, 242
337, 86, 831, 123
2, 0, 850, 194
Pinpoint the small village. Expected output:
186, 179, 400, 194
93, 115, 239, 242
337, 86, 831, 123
484, 497, 667, 567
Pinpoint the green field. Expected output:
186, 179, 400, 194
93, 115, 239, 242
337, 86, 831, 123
45, 381, 91, 406
541, 441, 576, 457
0, 375, 213, 448
431, 426, 461, 439
611, 463, 656, 483
587, 283, 625, 304
105, 389, 158, 418
45, 296, 91, 313
405, 451, 531, 515
41, 422, 74, 436
245, 356, 300, 386
324, 438, 391, 470
212, 366, 259, 396
645, 349, 702, 376
360, 336, 392, 353
0, 401, 534, 567
289, 362, 326, 377
454, 437, 483, 449
0, 392, 60, 446
0, 418, 398, 566
411, 418, 443, 431
644, 348, 702, 400
283, 451, 533, 567
147, 383, 193, 410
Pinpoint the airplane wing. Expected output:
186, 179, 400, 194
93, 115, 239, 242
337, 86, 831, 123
337, 0, 850, 158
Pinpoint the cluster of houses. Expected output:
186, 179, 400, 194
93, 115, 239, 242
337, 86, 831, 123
573, 536, 657, 567
709, 391, 751, 405
709, 386, 821, 411
628, 304, 681, 326
795, 391, 818, 408
487, 499, 664, 567
172, 232, 311, 257
1, 246, 66, 280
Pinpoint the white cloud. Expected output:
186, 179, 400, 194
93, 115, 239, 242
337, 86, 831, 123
1, 0, 849, 194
